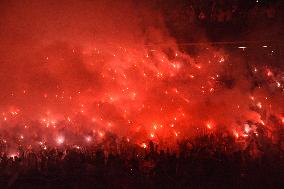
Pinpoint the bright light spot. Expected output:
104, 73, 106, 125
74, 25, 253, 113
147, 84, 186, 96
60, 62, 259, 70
132, 92, 137, 99
257, 102, 262, 109
244, 124, 250, 133
219, 57, 225, 63
174, 131, 178, 137
238, 46, 247, 50
99, 132, 104, 137
260, 120, 265, 125
85, 136, 92, 142
56, 136, 64, 145
206, 122, 212, 129
234, 132, 239, 138
8, 153, 18, 159
153, 125, 157, 130
267, 70, 273, 77
141, 143, 147, 148
174, 88, 179, 93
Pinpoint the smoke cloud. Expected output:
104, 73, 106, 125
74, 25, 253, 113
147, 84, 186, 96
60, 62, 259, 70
0, 0, 283, 150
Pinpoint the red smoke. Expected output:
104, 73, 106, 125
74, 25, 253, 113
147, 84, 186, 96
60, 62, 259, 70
0, 0, 283, 151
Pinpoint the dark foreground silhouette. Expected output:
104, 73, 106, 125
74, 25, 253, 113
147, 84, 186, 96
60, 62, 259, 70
1, 134, 284, 189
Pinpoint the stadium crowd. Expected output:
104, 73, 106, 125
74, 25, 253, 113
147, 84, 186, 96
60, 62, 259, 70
0, 133, 283, 189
